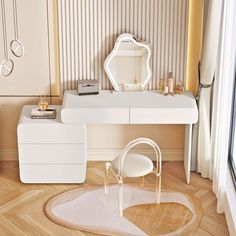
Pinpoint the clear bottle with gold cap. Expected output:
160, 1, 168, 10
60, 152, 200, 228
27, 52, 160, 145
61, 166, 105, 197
175, 80, 185, 95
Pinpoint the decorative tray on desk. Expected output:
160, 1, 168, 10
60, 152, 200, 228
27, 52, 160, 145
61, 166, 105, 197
31, 108, 57, 119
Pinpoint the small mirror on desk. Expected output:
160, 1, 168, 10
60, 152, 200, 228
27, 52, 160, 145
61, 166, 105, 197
104, 33, 151, 92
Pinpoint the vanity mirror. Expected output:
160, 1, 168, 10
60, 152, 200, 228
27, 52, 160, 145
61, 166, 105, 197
104, 33, 151, 92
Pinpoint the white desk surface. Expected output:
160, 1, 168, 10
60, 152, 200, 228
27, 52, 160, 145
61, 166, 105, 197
61, 90, 198, 124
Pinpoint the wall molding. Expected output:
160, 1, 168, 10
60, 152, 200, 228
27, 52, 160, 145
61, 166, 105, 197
0, 148, 18, 161
224, 167, 236, 236
88, 148, 184, 161
0, 148, 184, 161
224, 194, 236, 236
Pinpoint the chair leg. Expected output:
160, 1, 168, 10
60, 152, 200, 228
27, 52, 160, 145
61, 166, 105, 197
118, 179, 123, 217
155, 175, 161, 204
139, 176, 145, 187
158, 176, 161, 203
104, 163, 110, 194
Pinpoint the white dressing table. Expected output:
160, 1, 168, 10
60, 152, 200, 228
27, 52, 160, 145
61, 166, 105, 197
61, 90, 198, 184
17, 34, 198, 184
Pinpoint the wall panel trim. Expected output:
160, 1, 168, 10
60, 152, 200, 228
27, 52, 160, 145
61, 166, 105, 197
0, 148, 184, 161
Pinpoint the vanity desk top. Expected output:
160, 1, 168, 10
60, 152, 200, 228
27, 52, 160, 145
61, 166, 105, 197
61, 90, 198, 125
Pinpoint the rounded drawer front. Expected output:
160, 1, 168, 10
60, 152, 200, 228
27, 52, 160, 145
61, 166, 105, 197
17, 124, 86, 144
18, 144, 86, 164
19, 164, 86, 183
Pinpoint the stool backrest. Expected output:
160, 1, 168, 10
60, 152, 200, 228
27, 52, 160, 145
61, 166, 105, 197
118, 137, 162, 177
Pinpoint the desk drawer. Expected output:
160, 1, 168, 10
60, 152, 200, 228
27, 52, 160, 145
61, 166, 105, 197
18, 144, 86, 164
130, 108, 198, 124
61, 108, 129, 124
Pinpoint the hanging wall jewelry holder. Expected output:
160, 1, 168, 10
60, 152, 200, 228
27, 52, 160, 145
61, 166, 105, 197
0, 0, 14, 77
10, 0, 24, 57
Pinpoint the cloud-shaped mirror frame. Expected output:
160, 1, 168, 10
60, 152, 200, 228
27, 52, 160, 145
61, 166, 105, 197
104, 33, 152, 92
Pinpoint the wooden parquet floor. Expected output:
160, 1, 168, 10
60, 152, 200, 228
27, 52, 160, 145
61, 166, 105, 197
0, 161, 229, 236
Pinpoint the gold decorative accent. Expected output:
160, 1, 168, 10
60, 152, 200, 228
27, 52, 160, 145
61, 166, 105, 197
38, 96, 48, 110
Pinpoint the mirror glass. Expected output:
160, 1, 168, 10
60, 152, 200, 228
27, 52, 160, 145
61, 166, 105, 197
104, 34, 151, 92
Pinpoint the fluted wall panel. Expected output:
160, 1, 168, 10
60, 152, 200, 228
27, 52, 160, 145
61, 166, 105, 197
57, 0, 188, 93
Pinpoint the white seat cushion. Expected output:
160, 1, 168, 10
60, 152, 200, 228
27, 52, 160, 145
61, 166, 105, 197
112, 154, 154, 178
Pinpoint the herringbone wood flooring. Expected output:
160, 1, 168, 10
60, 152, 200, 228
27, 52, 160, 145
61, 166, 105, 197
0, 161, 229, 236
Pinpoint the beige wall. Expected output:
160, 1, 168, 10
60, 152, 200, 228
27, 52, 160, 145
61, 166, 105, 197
0, 0, 59, 160
186, 0, 204, 94
0, 0, 58, 95
0, 1, 202, 161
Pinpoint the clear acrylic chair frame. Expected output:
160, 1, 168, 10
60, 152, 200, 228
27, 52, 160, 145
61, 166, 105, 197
104, 137, 162, 217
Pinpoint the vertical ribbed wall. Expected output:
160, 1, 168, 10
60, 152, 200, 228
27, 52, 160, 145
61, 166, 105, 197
57, 0, 188, 93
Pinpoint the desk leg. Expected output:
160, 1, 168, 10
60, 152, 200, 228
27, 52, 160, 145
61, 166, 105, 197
184, 124, 192, 184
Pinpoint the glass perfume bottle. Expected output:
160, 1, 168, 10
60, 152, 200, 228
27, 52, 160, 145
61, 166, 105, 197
159, 78, 164, 92
175, 80, 185, 95
167, 72, 174, 95
38, 95, 48, 110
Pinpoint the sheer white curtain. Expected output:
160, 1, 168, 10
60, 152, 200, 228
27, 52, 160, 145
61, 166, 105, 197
197, 0, 222, 178
211, 0, 236, 213
195, 0, 236, 213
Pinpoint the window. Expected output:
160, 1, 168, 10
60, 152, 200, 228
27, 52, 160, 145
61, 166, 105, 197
229, 64, 236, 187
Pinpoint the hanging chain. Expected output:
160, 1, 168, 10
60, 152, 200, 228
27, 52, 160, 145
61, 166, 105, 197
12, 0, 18, 40
1, 0, 8, 59
46, 0, 52, 104
10, 0, 24, 58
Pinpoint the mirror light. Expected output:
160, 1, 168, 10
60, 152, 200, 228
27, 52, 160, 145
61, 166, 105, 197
104, 33, 152, 92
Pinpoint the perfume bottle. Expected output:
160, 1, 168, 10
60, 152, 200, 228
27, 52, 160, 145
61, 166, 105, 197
163, 85, 168, 96
158, 78, 164, 92
38, 95, 48, 110
167, 72, 174, 95
175, 80, 184, 95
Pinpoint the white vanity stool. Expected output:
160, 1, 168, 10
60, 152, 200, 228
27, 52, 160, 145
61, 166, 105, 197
17, 105, 87, 183
104, 137, 162, 217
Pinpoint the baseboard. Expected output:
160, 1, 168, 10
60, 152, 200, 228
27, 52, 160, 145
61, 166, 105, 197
87, 148, 184, 161
0, 148, 18, 161
224, 167, 236, 236
224, 194, 236, 236
0, 148, 184, 161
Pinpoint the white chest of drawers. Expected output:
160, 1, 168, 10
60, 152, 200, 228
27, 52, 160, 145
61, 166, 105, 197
17, 105, 87, 183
